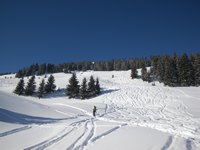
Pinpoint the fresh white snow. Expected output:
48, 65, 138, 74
0, 70, 200, 150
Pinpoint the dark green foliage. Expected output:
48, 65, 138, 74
192, 54, 200, 86
68, 75, 101, 99
171, 54, 179, 86
25, 76, 36, 96
163, 56, 179, 86
38, 79, 45, 98
15, 69, 24, 78
38, 64, 46, 75
141, 63, 148, 81
87, 76, 96, 98
95, 78, 101, 95
131, 65, 138, 79
80, 78, 88, 99
156, 58, 165, 82
147, 72, 151, 83
66, 73, 79, 98
151, 56, 159, 75
178, 53, 194, 86
191, 54, 200, 86
164, 56, 173, 86
14, 78, 25, 95
47, 64, 55, 73
45, 75, 56, 93
15, 59, 150, 78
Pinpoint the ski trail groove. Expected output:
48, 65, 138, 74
186, 139, 193, 150
24, 119, 87, 150
0, 126, 31, 137
161, 136, 173, 150
91, 123, 127, 143
67, 118, 95, 150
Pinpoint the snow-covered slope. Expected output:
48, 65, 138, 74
0, 71, 200, 150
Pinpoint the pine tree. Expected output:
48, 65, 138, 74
95, 78, 101, 95
87, 76, 96, 97
80, 78, 88, 99
15, 69, 24, 78
66, 73, 79, 98
45, 75, 56, 93
147, 72, 151, 83
14, 78, 25, 95
164, 56, 173, 86
178, 53, 194, 86
171, 54, 179, 86
38, 64, 46, 75
25, 76, 36, 96
38, 79, 45, 98
131, 65, 138, 79
193, 54, 200, 86
141, 64, 148, 81
156, 58, 165, 82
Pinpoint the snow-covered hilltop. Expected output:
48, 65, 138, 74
0, 70, 200, 150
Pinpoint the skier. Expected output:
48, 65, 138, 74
93, 106, 97, 117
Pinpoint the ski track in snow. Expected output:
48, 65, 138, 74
23, 105, 126, 150
161, 136, 173, 150
67, 118, 95, 150
24, 119, 89, 150
0, 126, 31, 137
91, 123, 127, 143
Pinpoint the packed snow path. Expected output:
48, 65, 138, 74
0, 71, 200, 149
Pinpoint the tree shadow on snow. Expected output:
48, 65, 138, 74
100, 88, 119, 95
0, 108, 65, 125
43, 88, 66, 99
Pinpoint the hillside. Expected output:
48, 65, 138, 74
0, 70, 200, 150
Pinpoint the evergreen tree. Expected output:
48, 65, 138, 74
87, 76, 96, 97
147, 72, 151, 83
38, 64, 46, 75
15, 69, 24, 78
151, 56, 159, 76
164, 56, 174, 86
25, 76, 36, 96
80, 78, 88, 99
38, 79, 45, 98
95, 78, 101, 95
178, 53, 194, 86
45, 75, 56, 93
156, 58, 165, 82
66, 73, 79, 98
131, 65, 138, 79
14, 78, 25, 95
171, 54, 179, 86
141, 64, 148, 81
193, 54, 200, 86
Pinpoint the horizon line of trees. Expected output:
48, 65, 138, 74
12, 52, 200, 87
15, 58, 151, 78
14, 74, 101, 99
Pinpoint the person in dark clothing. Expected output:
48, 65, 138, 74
93, 106, 97, 117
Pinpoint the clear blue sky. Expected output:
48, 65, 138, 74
0, 0, 200, 73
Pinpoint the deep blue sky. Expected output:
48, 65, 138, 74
0, 0, 200, 73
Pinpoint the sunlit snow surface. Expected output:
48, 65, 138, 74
0, 70, 200, 150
